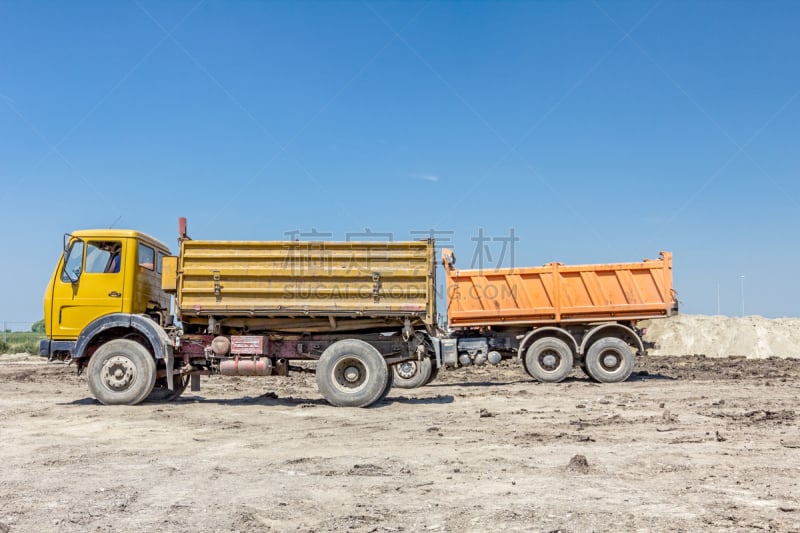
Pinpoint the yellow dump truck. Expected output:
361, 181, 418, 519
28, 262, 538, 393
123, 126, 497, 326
41, 219, 438, 407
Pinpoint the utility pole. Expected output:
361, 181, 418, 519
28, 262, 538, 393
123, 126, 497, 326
740, 275, 745, 317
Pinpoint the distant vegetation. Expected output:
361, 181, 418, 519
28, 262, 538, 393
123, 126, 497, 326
0, 320, 46, 355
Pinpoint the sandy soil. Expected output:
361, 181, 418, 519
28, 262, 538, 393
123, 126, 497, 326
1, 352, 799, 532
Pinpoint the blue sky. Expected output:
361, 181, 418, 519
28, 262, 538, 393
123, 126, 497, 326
1, 0, 799, 325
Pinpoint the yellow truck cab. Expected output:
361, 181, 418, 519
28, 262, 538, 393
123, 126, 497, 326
41, 229, 172, 364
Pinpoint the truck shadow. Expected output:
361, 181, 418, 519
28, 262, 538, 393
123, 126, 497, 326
179, 396, 330, 407
64, 396, 333, 407
425, 372, 675, 388
65, 393, 455, 407
380, 394, 454, 406
427, 380, 533, 388
64, 374, 675, 406
628, 371, 676, 381
65, 398, 101, 405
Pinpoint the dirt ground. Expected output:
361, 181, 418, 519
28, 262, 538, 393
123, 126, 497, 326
1, 354, 799, 532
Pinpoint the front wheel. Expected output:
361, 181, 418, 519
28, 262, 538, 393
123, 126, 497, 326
87, 339, 157, 405
392, 357, 434, 389
584, 337, 635, 383
316, 339, 388, 407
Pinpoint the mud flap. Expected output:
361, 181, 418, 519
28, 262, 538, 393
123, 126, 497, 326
166, 350, 174, 391
431, 337, 442, 369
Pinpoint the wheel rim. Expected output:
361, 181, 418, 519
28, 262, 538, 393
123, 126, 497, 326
101, 355, 137, 392
538, 349, 561, 372
331, 356, 369, 394
599, 349, 622, 372
396, 361, 418, 379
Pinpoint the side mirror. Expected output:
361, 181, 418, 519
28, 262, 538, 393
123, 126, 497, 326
61, 236, 84, 284
62, 263, 81, 284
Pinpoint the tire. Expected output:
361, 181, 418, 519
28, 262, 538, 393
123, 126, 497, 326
87, 339, 157, 405
147, 370, 189, 402
425, 361, 439, 385
524, 337, 574, 383
316, 339, 388, 407
584, 337, 635, 383
392, 357, 434, 389
377, 368, 395, 403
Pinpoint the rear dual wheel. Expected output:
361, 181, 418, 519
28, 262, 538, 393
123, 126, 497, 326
392, 357, 437, 389
584, 337, 635, 383
524, 337, 573, 383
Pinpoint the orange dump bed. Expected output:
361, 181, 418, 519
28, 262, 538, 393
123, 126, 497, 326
443, 250, 677, 328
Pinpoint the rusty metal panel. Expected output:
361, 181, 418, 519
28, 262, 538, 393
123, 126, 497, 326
230, 335, 266, 355
444, 250, 676, 328
176, 240, 436, 331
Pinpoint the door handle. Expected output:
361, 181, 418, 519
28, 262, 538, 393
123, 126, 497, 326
108, 291, 121, 298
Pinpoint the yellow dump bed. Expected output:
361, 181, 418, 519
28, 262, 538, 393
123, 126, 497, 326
168, 239, 436, 333
444, 250, 677, 328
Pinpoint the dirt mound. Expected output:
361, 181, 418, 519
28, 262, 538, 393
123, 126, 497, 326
566, 454, 590, 474
641, 314, 800, 358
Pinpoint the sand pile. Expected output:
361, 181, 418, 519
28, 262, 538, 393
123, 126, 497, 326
640, 314, 800, 359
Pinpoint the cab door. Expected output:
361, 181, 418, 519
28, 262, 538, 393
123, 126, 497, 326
51, 238, 126, 339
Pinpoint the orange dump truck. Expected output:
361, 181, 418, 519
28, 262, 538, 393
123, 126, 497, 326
437, 249, 677, 383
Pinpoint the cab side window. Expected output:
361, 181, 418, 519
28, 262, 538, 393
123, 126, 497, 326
138, 243, 155, 270
85, 241, 122, 274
